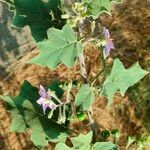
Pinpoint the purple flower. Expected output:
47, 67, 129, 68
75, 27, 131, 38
37, 85, 58, 114
103, 27, 115, 57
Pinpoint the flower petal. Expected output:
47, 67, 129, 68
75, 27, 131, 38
103, 27, 110, 38
42, 103, 49, 114
105, 44, 111, 57
37, 97, 45, 105
108, 40, 115, 49
39, 85, 47, 98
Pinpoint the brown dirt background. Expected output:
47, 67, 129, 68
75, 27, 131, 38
0, 0, 150, 149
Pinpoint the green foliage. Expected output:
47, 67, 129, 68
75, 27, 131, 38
55, 131, 93, 150
1, 0, 148, 149
29, 24, 83, 69
75, 84, 95, 110
71, 131, 93, 149
55, 142, 70, 150
83, 0, 122, 18
0, 80, 67, 148
92, 142, 117, 150
101, 58, 148, 105
5, 0, 65, 42
56, 131, 117, 150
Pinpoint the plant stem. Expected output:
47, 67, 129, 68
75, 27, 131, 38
91, 47, 106, 86
78, 49, 98, 141
70, 91, 75, 100
87, 110, 98, 142
79, 52, 88, 84
125, 139, 136, 150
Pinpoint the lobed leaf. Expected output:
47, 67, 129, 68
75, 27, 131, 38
2, 0, 65, 42
71, 131, 93, 149
83, 0, 122, 19
101, 58, 149, 105
55, 131, 93, 150
29, 24, 83, 69
55, 131, 116, 150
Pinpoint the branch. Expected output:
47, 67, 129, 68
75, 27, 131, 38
87, 109, 99, 142
78, 50, 99, 141
91, 48, 106, 86
79, 52, 88, 84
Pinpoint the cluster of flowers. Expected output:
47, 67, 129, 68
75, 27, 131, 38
37, 85, 66, 124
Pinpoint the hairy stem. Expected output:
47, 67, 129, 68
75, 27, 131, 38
79, 52, 88, 83
91, 47, 106, 86
70, 92, 77, 117
87, 110, 98, 142
78, 49, 98, 141
125, 139, 136, 150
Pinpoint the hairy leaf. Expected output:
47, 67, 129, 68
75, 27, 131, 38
10, 109, 27, 132
92, 142, 117, 150
75, 84, 95, 110
55, 142, 70, 150
101, 58, 148, 104
56, 131, 93, 150
30, 24, 83, 69
83, 0, 122, 18
3, 0, 65, 42
55, 131, 116, 150
71, 131, 93, 149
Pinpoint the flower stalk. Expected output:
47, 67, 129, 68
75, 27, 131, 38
78, 47, 99, 141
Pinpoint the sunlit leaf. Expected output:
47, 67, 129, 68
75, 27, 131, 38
83, 0, 122, 18
71, 131, 93, 149
92, 142, 117, 150
55, 142, 70, 150
101, 58, 148, 105
30, 24, 83, 69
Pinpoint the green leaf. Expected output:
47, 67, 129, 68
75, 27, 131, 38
0, 80, 68, 148
10, 109, 27, 132
83, 0, 122, 18
49, 133, 68, 143
92, 142, 117, 150
71, 131, 93, 150
75, 84, 95, 110
29, 24, 83, 69
101, 58, 148, 105
55, 142, 70, 150
6, 0, 64, 42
